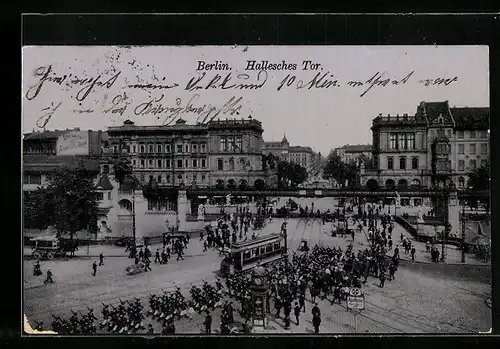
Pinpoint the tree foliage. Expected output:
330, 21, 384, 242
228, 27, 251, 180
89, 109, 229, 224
277, 160, 308, 188
466, 162, 490, 211
322, 151, 358, 188
23, 168, 99, 240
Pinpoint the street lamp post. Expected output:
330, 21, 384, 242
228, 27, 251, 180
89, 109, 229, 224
461, 199, 466, 263
132, 188, 136, 248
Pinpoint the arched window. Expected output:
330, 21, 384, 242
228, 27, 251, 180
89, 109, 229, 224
387, 157, 394, 170
399, 157, 406, 170
229, 158, 235, 171
118, 199, 133, 212
411, 157, 418, 170
398, 179, 408, 189
458, 177, 465, 188
385, 179, 395, 189
366, 179, 378, 191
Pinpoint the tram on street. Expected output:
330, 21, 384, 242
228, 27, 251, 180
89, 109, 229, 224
220, 233, 285, 276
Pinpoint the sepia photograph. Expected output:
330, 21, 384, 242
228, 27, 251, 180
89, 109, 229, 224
22, 45, 491, 335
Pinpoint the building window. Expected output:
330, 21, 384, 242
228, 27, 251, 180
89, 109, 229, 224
458, 177, 465, 188
480, 130, 488, 139
221, 137, 227, 151
387, 157, 394, 170
132, 145, 136, 153
113, 145, 118, 153
148, 160, 153, 168
218, 158, 224, 171
177, 159, 183, 168
96, 192, 104, 200
228, 136, 234, 151
236, 136, 243, 151
399, 157, 406, 170
165, 144, 171, 153
193, 159, 198, 168
398, 133, 405, 150
390, 133, 397, 149
407, 133, 415, 149
437, 128, 445, 138
458, 131, 464, 139
446, 129, 452, 138
201, 158, 207, 168
148, 145, 154, 153
157, 159, 162, 168
140, 174, 145, 183
480, 143, 487, 154
229, 158, 235, 171
156, 144, 161, 153
469, 144, 476, 154
201, 174, 206, 182
157, 175, 162, 183
23, 173, 42, 185
184, 159, 189, 168
481, 159, 488, 167
176, 144, 183, 153
108, 192, 112, 200
458, 144, 464, 154
411, 157, 418, 170
469, 159, 476, 169
166, 175, 171, 183
192, 144, 198, 152
165, 159, 171, 168
185, 144, 190, 153
132, 159, 137, 167
140, 144, 145, 153
201, 143, 207, 152
149, 175, 153, 183
103, 165, 110, 174
470, 130, 476, 139
140, 159, 145, 168
458, 160, 465, 171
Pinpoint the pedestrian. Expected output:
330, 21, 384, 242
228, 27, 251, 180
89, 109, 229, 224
134, 256, 140, 265
177, 249, 184, 261
203, 240, 208, 252
388, 238, 393, 250
144, 258, 151, 272
155, 249, 161, 263
147, 324, 154, 334
311, 304, 321, 334
411, 245, 416, 261
44, 269, 53, 284
294, 301, 301, 326
139, 248, 144, 261
274, 297, 282, 318
204, 310, 212, 334
92, 261, 97, 276
389, 263, 396, 281
227, 301, 234, 323
299, 293, 306, 312
379, 270, 386, 288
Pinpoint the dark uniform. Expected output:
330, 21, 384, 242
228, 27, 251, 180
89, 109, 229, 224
144, 258, 151, 272
311, 304, 321, 333
294, 302, 301, 325
204, 311, 212, 334
92, 261, 97, 276
155, 250, 161, 263
99, 253, 104, 266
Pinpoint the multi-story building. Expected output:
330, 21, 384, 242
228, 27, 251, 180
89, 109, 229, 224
106, 118, 266, 189
360, 101, 489, 205
263, 135, 315, 173
333, 144, 373, 164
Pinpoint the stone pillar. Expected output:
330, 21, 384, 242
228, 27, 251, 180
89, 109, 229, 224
177, 190, 189, 232
132, 189, 147, 238
448, 189, 459, 237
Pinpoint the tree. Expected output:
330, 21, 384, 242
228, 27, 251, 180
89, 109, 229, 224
262, 153, 278, 172
24, 167, 99, 251
277, 160, 308, 188
467, 162, 490, 212
322, 152, 358, 188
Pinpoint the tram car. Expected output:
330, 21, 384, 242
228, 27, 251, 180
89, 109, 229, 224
219, 233, 285, 277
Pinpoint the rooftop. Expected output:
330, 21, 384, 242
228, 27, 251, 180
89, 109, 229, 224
336, 144, 373, 153
23, 155, 101, 173
289, 146, 314, 153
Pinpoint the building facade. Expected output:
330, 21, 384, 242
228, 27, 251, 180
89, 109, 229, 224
333, 144, 373, 164
106, 118, 266, 189
360, 101, 490, 205
263, 135, 315, 173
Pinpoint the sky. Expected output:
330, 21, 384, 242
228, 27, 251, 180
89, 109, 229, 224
22, 46, 489, 155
